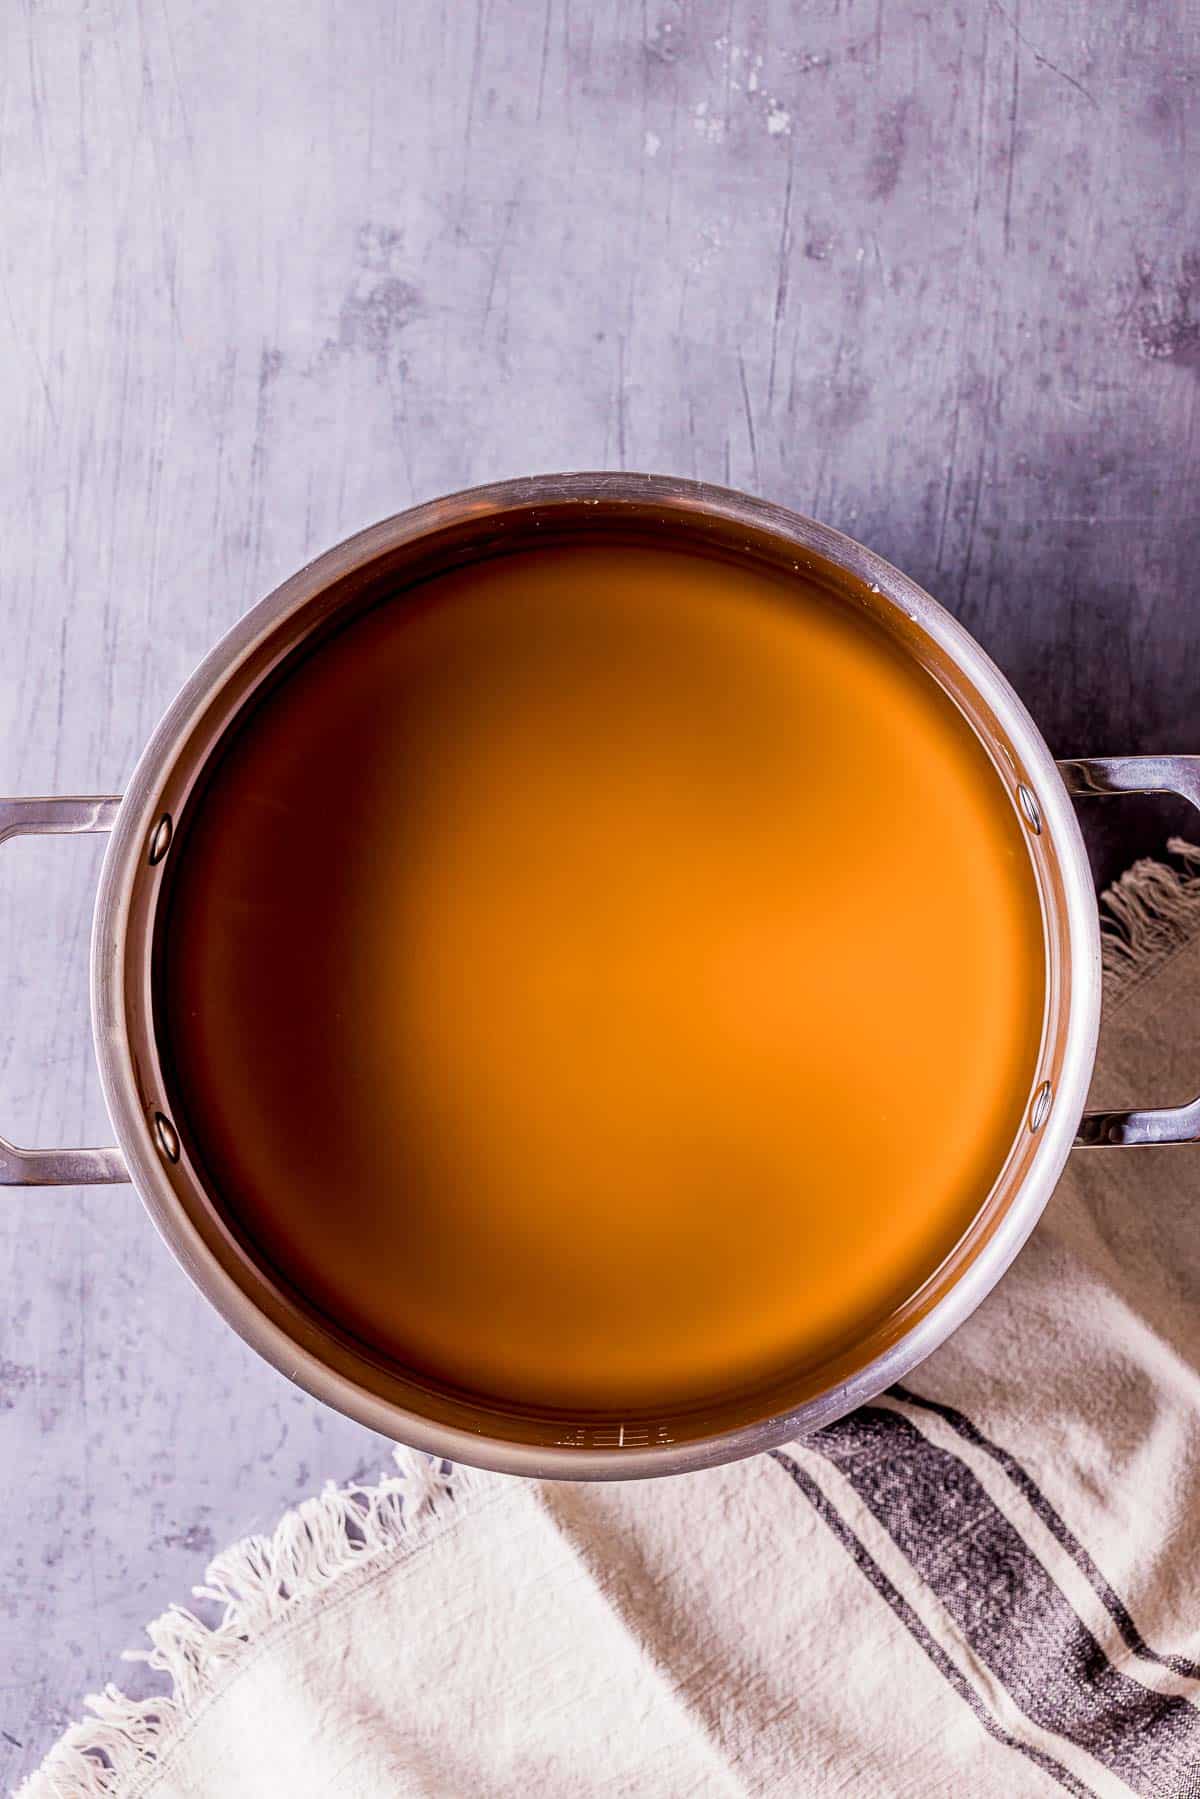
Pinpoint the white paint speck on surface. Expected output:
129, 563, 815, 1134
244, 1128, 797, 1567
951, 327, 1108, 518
692, 101, 726, 144
689, 221, 725, 273
695, 44, 785, 140
644, 130, 661, 158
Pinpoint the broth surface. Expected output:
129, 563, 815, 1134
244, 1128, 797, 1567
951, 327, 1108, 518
161, 540, 1045, 1415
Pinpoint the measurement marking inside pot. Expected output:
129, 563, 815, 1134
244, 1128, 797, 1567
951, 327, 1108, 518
552, 1424, 674, 1449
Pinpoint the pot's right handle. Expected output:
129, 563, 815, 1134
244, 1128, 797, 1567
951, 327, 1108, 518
0, 796, 129, 1184
1058, 755, 1200, 1146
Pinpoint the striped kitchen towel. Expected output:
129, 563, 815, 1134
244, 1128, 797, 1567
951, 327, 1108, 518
22, 847, 1200, 1799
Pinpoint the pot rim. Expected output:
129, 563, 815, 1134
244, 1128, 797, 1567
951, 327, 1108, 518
90, 473, 1101, 1479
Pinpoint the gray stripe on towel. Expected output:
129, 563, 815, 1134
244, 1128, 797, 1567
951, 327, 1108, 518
889, 1385, 1200, 1683
810, 1407, 1200, 1797
769, 1449, 1092, 1797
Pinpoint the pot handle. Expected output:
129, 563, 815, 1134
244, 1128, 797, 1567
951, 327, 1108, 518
0, 796, 129, 1184
1058, 755, 1200, 1146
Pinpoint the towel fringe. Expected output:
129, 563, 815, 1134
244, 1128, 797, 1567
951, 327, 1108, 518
1099, 838, 1200, 1005
17, 1449, 497, 1799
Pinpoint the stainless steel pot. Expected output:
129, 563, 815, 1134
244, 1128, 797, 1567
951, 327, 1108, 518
3, 474, 1198, 1480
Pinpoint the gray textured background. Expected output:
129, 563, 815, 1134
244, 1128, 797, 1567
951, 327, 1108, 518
2, 0, 1198, 1785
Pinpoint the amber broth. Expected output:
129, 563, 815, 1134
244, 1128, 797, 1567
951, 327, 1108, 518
159, 539, 1045, 1416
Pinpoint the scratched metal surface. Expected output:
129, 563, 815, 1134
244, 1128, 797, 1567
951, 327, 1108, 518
2, 0, 1199, 1784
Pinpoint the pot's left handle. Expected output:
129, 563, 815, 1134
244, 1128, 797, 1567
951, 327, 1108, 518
0, 796, 129, 1185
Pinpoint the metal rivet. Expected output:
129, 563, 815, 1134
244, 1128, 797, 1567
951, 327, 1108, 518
1017, 784, 1042, 835
1030, 1081, 1053, 1132
148, 813, 173, 865
154, 1111, 180, 1163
